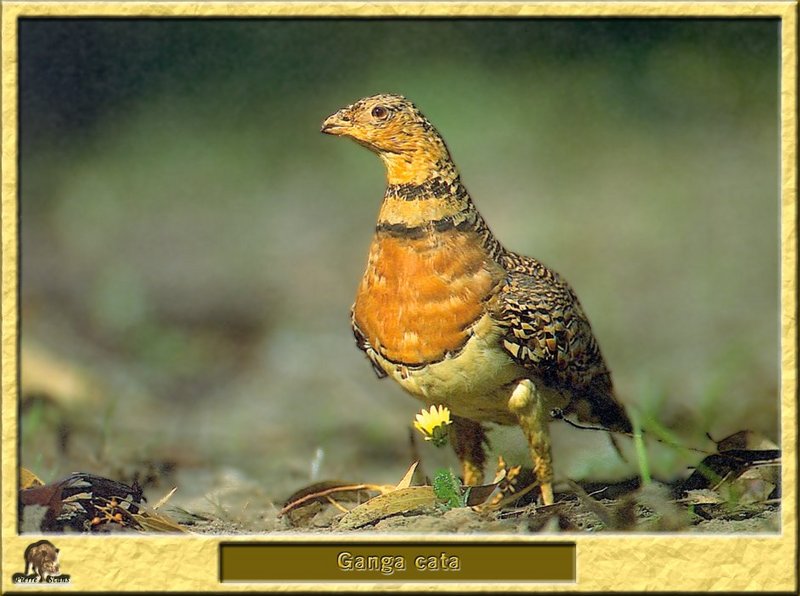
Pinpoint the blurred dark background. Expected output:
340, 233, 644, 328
19, 18, 779, 518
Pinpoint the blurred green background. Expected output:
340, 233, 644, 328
19, 18, 779, 516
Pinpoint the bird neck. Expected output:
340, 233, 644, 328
374, 161, 507, 263
377, 158, 472, 230
379, 133, 452, 186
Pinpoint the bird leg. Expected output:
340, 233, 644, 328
449, 415, 487, 486
508, 379, 555, 505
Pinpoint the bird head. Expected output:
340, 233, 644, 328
322, 94, 452, 184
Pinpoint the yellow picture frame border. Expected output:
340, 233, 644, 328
1, 2, 796, 592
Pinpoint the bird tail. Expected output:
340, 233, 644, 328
567, 373, 633, 434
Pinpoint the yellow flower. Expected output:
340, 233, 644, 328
413, 405, 452, 448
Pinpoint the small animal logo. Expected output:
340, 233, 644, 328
12, 540, 70, 585
25, 540, 60, 581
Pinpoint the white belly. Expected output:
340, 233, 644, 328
370, 313, 526, 424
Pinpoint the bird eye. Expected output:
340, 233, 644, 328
371, 106, 388, 119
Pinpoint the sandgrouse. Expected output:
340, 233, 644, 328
322, 94, 631, 505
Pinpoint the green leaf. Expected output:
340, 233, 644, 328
433, 469, 464, 509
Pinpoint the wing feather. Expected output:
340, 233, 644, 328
496, 253, 631, 432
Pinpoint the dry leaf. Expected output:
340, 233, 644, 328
678, 448, 780, 495
713, 430, 779, 452
465, 470, 507, 507
394, 462, 419, 490
20, 467, 44, 489
722, 465, 778, 504
131, 509, 189, 533
337, 486, 438, 530
682, 489, 725, 505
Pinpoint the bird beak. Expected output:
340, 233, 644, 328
321, 109, 351, 135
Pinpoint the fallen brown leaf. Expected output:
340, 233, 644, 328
20, 467, 44, 490
336, 486, 439, 530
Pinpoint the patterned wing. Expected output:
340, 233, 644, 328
497, 254, 631, 432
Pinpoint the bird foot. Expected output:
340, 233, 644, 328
509, 379, 556, 507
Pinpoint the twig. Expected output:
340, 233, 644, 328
279, 483, 388, 516
566, 479, 616, 529
324, 494, 350, 514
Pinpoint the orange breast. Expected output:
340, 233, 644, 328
353, 230, 503, 365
